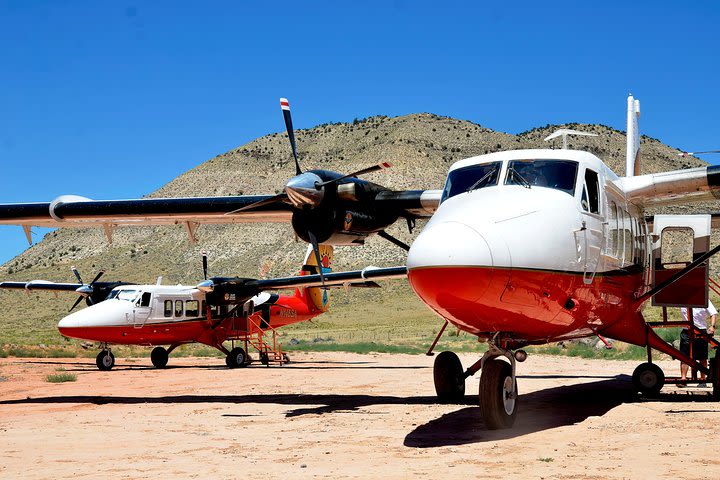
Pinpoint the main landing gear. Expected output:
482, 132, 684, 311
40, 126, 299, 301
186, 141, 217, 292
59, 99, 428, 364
433, 344, 526, 429
226, 347, 250, 368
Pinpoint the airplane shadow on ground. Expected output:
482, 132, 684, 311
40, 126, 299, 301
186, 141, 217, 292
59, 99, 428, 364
2, 374, 715, 446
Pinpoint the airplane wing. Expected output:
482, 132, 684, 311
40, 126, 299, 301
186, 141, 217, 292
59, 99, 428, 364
0, 280, 124, 292
617, 165, 720, 207
0, 190, 441, 244
199, 266, 408, 302
0, 195, 294, 228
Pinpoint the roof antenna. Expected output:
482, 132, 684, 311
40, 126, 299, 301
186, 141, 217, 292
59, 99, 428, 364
544, 129, 598, 149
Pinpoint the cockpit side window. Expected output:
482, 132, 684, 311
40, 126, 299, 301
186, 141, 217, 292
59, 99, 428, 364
140, 292, 151, 307
581, 168, 600, 214
441, 161, 502, 203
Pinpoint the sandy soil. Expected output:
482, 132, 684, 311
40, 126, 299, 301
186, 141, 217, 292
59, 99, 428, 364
0, 352, 718, 479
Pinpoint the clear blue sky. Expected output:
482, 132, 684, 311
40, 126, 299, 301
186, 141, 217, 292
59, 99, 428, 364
1, 1, 719, 264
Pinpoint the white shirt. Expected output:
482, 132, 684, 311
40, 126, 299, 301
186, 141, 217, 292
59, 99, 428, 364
681, 301, 717, 330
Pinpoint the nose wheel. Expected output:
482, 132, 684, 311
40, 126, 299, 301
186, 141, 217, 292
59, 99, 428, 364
96, 349, 115, 371
479, 358, 518, 429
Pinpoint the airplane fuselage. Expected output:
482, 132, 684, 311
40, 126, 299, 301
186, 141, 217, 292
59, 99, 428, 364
407, 149, 653, 348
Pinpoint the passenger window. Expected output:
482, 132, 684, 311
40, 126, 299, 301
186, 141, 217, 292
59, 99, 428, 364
174, 300, 183, 317
140, 292, 152, 307
164, 300, 172, 317
185, 300, 199, 317
581, 169, 600, 214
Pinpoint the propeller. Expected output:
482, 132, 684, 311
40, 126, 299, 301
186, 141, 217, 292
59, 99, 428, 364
69, 266, 105, 312
202, 251, 208, 280
280, 98, 302, 175
227, 98, 391, 214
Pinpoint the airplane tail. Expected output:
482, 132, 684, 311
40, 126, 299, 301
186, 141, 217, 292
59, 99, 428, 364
295, 244, 333, 313
625, 94, 641, 177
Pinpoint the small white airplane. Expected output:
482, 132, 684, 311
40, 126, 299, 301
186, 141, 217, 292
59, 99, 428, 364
2, 95, 719, 429
0, 246, 405, 370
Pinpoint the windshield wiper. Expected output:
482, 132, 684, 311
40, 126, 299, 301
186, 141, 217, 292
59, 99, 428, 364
508, 166, 531, 189
466, 167, 498, 192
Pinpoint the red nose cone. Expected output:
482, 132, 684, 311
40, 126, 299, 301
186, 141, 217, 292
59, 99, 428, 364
408, 266, 510, 333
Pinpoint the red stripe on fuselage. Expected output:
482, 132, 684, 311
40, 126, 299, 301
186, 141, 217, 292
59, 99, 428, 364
408, 266, 646, 343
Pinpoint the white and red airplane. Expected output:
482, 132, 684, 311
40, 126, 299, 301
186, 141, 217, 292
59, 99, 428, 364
1, 96, 719, 429
0, 246, 405, 371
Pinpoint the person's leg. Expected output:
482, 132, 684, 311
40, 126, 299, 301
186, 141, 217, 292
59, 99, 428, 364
680, 329, 690, 382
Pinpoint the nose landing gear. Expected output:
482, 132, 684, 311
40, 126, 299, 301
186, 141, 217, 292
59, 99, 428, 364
96, 346, 115, 371
432, 342, 521, 429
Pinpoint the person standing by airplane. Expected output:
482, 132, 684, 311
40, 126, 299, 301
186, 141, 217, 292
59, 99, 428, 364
679, 301, 717, 387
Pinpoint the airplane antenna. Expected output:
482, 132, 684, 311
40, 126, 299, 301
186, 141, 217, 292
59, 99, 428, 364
544, 129, 598, 149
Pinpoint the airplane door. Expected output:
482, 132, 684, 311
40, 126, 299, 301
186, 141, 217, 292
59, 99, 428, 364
132, 292, 153, 328
577, 168, 603, 284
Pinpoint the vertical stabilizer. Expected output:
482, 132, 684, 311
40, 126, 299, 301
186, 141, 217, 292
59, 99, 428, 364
625, 94, 641, 177
297, 244, 333, 312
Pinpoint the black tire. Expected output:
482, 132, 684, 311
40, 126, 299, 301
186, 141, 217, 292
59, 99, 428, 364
150, 347, 169, 369
711, 357, 720, 401
632, 362, 665, 396
260, 352, 270, 366
433, 351, 465, 402
226, 347, 247, 369
96, 351, 115, 371
479, 359, 518, 429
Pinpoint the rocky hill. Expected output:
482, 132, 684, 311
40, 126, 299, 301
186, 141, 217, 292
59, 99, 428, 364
0, 113, 713, 346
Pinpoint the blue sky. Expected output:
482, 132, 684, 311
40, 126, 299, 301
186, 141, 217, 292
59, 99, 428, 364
1, 1, 719, 264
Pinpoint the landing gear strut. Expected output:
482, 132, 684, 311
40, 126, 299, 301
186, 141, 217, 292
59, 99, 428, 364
96, 348, 115, 371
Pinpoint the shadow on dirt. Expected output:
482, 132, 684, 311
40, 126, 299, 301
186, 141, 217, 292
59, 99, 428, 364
2, 373, 715, 445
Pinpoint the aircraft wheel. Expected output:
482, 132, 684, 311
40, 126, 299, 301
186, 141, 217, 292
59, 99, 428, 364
479, 359, 517, 429
433, 351, 465, 402
632, 362, 665, 396
151, 347, 169, 369
96, 351, 115, 371
226, 347, 248, 369
711, 357, 720, 401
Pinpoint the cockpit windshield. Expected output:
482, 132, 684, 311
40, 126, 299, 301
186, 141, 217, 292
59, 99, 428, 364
112, 289, 139, 302
441, 161, 502, 203
504, 159, 578, 196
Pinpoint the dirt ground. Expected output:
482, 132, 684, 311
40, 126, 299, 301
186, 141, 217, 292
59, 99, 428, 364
0, 352, 718, 480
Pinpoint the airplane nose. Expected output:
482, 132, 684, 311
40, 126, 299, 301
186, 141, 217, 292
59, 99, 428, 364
407, 221, 494, 270
407, 221, 511, 329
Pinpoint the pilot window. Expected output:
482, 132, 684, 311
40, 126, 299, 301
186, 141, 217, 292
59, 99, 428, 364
185, 300, 199, 317
581, 169, 600, 214
174, 300, 183, 317
140, 292, 151, 307
441, 161, 502, 202
504, 159, 578, 195
164, 300, 172, 317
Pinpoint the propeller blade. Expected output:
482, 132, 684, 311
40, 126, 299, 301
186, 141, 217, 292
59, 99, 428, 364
280, 98, 302, 175
202, 251, 208, 280
307, 230, 326, 288
224, 193, 288, 216
315, 162, 392, 188
71, 266, 83, 284
89, 270, 105, 285
69, 295, 84, 312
